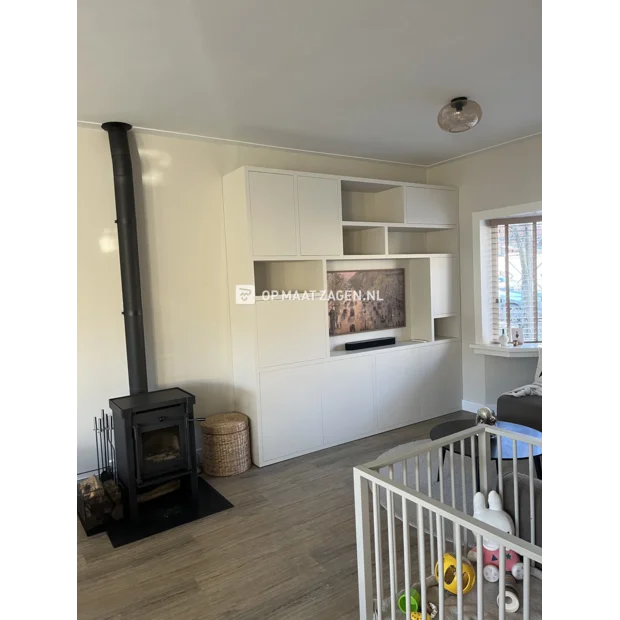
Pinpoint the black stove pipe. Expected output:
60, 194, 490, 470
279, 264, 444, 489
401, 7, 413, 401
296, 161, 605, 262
101, 122, 148, 395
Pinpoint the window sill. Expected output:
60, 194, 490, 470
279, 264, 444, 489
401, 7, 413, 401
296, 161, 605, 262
470, 343, 541, 358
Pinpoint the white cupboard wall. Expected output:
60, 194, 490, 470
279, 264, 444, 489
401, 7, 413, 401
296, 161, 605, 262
223, 166, 462, 467
297, 175, 342, 256
431, 256, 459, 317
259, 365, 324, 462
256, 299, 327, 368
322, 356, 376, 444
249, 171, 297, 256
405, 186, 457, 226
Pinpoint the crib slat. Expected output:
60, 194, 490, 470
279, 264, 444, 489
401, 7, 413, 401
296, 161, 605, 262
512, 439, 520, 538
470, 435, 477, 497
460, 439, 467, 552
354, 472, 373, 620
476, 533, 483, 620
523, 549, 531, 620
414, 455, 423, 571
426, 452, 435, 569
497, 432, 504, 500
438, 447, 445, 503
499, 544, 506, 620
478, 430, 490, 495
528, 444, 536, 550
449, 443, 456, 510
417, 503, 426, 620
437, 447, 445, 555
436, 513, 445, 620
402, 462, 411, 618
372, 482, 383, 620
387, 468, 397, 620
455, 523, 463, 620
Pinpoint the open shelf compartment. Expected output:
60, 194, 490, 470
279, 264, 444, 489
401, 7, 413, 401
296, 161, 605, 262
342, 226, 386, 256
341, 180, 404, 223
434, 315, 461, 340
387, 226, 458, 255
253, 260, 324, 298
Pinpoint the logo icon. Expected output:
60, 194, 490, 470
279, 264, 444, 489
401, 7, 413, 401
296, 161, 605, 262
236, 285, 255, 305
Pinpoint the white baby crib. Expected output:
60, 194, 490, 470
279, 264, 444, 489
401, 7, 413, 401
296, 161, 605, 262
353, 424, 542, 620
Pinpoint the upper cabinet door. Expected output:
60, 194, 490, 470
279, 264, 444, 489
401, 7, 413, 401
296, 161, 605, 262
297, 175, 342, 256
249, 171, 298, 256
405, 187, 457, 226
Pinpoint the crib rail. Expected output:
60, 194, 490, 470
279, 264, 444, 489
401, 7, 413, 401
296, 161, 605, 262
354, 424, 542, 620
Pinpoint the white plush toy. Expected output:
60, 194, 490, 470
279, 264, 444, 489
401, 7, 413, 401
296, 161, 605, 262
467, 491, 524, 613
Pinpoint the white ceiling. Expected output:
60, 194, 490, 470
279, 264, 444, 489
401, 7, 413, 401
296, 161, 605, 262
77, 0, 541, 166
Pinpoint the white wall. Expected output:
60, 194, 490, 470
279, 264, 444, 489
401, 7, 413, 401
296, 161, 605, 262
77, 126, 426, 474
426, 135, 541, 407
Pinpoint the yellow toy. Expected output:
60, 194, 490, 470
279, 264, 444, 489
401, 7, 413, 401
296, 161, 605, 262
410, 613, 431, 620
434, 552, 476, 595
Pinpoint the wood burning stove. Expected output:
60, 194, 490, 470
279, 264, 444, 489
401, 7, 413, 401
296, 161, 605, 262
100, 122, 207, 525
110, 388, 199, 522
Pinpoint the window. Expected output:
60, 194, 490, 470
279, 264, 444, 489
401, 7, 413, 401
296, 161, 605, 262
489, 216, 542, 343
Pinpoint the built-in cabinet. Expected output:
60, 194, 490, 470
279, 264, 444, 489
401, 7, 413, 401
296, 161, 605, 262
258, 340, 462, 463
405, 186, 457, 226
322, 356, 376, 444
256, 299, 327, 368
259, 364, 324, 462
431, 256, 459, 317
249, 171, 297, 256
223, 166, 462, 467
297, 175, 342, 256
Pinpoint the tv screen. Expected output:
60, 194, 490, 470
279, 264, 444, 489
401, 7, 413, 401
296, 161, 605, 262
327, 268, 405, 336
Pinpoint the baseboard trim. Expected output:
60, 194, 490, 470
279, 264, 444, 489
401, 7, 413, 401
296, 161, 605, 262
461, 400, 482, 413
461, 400, 496, 414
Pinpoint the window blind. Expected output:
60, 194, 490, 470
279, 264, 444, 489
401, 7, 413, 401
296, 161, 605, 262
488, 217, 542, 343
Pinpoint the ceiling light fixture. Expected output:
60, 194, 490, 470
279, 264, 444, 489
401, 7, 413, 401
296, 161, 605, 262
437, 96, 482, 133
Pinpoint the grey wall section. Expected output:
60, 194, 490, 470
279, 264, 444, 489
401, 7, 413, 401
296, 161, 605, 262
426, 135, 542, 407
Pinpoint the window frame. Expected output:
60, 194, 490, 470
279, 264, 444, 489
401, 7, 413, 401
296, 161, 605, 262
489, 216, 542, 343
472, 202, 542, 348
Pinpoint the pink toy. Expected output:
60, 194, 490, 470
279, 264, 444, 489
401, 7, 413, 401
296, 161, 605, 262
470, 545, 523, 581
467, 491, 524, 613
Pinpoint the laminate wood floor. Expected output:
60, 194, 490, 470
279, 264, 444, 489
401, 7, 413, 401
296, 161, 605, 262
77, 411, 472, 620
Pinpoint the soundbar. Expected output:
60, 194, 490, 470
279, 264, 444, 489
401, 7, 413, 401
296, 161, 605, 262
345, 337, 396, 351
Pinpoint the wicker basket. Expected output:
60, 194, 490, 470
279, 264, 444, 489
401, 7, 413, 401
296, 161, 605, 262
200, 413, 251, 476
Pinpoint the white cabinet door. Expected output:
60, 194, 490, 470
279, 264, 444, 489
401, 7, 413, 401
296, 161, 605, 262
431, 256, 459, 316
256, 300, 327, 368
405, 187, 457, 226
322, 356, 376, 443
249, 171, 297, 256
297, 175, 342, 256
421, 342, 461, 420
259, 364, 324, 462
375, 348, 424, 430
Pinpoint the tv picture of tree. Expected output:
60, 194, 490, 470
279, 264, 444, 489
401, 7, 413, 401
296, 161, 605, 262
327, 268, 405, 336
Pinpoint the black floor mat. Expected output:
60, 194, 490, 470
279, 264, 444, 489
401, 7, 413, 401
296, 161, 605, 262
106, 477, 233, 548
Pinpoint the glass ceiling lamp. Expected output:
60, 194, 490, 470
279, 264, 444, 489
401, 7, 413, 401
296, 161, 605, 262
437, 96, 482, 133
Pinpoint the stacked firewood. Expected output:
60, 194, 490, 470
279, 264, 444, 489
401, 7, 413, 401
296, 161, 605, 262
77, 475, 123, 531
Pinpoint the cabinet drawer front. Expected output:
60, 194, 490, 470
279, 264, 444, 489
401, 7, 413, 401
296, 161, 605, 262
249, 171, 297, 256
322, 356, 376, 443
256, 300, 327, 368
259, 364, 323, 461
405, 187, 457, 226
297, 176, 342, 256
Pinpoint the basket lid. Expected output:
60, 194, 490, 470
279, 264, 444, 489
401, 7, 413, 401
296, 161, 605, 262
200, 412, 249, 435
